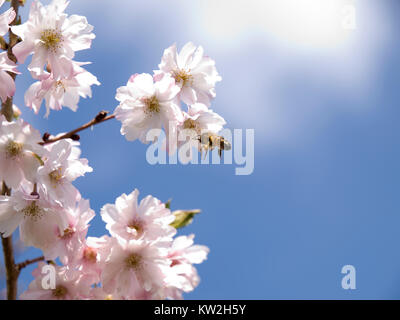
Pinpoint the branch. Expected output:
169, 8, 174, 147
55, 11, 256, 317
40, 111, 116, 145
16, 256, 45, 271
1, 1, 21, 300
1, 182, 19, 300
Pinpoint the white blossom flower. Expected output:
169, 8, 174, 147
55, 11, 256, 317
114, 73, 182, 144
100, 189, 176, 243
43, 198, 95, 262
0, 116, 44, 188
177, 103, 226, 148
20, 262, 92, 300
165, 234, 209, 299
11, 0, 95, 79
0, 186, 67, 253
25, 62, 100, 117
100, 237, 172, 299
157, 42, 221, 106
0, 0, 15, 37
37, 139, 92, 205
0, 52, 18, 103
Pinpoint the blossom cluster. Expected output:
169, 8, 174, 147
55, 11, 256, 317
0, 114, 209, 299
0, 0, 214, 300
12, 0, 99, 117
114, 41, 226, 156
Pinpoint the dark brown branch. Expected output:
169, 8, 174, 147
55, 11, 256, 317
16, 256, 45, 271
40, 111, 116, 145
1, 1, 21, 300
1, 182, 18, 300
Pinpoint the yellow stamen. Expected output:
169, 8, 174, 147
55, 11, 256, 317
5, 140, 23, 159
22, 202, 43, 221
143, 96, 160, 114
40, 29, 63, 52
125, 253, 142, 270
52, 285, 68, 298
172, 69, 193, 87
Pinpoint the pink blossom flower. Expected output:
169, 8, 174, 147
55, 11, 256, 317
37, 139, 92, 206
177, 103, 226, 148
114, 73, 182, 144
100, 237, 172, 299
165, 234, 209, 299
25, 62, 100, 117
157, 42, 221, 106
100, 189, 176, 243
0, 116, 44, 188
20, 262, 91, 300
0, 0, 15, 37
68, 236, 107, 284
0, 52, 18, 103
11, 0, 95, 79
43, 198, 95, 262
0, 186, 67, 253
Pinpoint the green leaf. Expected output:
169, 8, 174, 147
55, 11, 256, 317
170, 209, 201, 229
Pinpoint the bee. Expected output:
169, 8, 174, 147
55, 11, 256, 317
196, 133, 232, 158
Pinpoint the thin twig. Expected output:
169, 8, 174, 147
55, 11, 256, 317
40, 111, 116, 145
16, 256, 45, 271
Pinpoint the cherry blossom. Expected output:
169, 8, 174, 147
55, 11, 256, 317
0, 0, 15, 37
100, 189, 176, 243
42, 198, 95, 262
0, 186, 67, 253
157, 42, 221, 106
11, 0, 95, 79
37, 139, 92, 206
0, 116, 44, 188
165, 234, 209, 299
177, 102, 226, 148
114, 73, 182, 144
20, 262, 92, 300
0, 52, 18, 103
25, 62, 100, 117
100, 236, 172, 299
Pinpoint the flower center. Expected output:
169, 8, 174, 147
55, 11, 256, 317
128, 218, 144, 237
40, 29, 63, 52
49, 167, 63, 186
60, 227, 75, 240
55, 80, 66, 92
52, 285, 68, 298
22, 202, 44, 221
143, 96, 160, 114
183, 119, 198, 131
5, 140, 23, 159
125, 253, 142, 270
172, 69, 193, 87
83, 247, 97, 263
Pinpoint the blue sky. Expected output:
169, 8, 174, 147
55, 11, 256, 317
2, 0, 400, 299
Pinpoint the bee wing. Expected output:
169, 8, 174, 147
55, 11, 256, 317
223, 140, 232, 151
